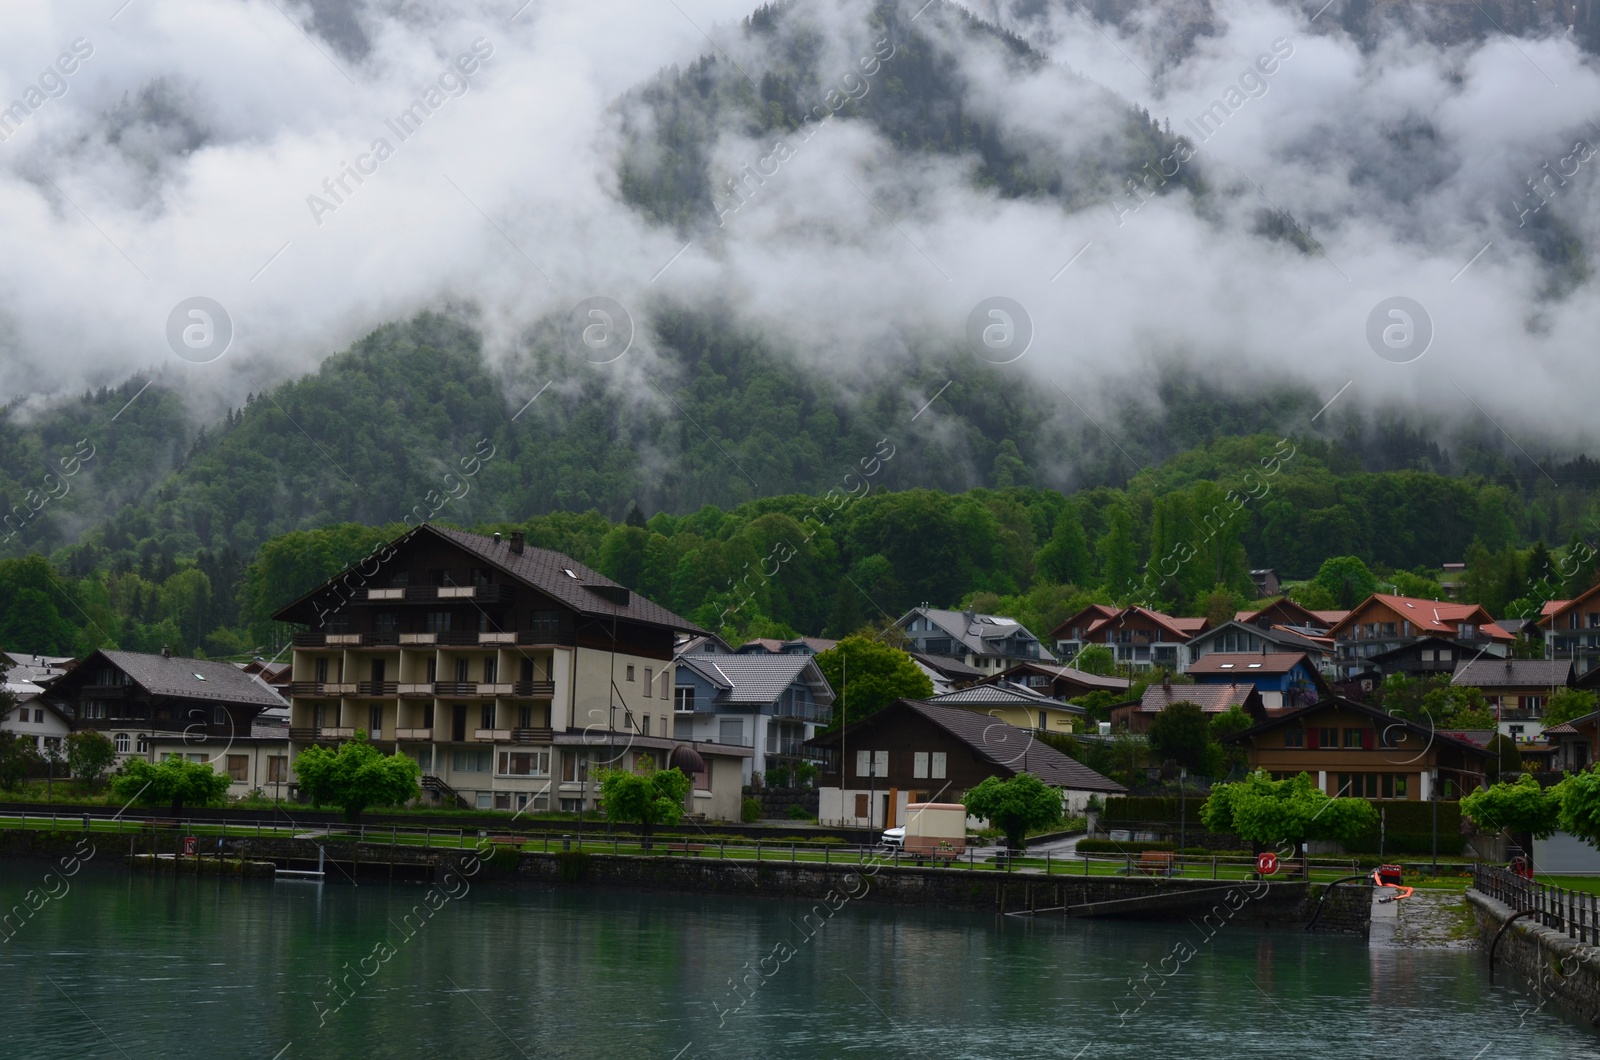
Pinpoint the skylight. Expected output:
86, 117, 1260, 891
563, 568, 577, 578
1219, 663, 1234, 668
1247, 663, 1262, 669
193, 673, 207, 681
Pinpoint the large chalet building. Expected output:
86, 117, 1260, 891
893, 606, 1054, 673
1542, 585, 1600, 677
271, 524, 748, 820
1048, 605, 1206, 672
1325, 594, 1511, 678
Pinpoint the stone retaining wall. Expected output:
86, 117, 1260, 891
1468, 887, 1600, 1026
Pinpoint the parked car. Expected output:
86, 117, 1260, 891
881, 827, 905, 849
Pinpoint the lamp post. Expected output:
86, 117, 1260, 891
1430, 767, 1440, 874
1179, 767, 1187, 855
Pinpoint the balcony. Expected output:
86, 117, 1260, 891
324, 683, 357, 696
511, 727, 554, 744
289, 727, 323, 741
437, 631, 481, 646
326, 634, 362, 646
293, 632, 326, 647
395, 727, 435, 741
356, 681, 398, 696
400, 632, 437, 646
324, 726, 357, 739
512, 681, 556, 698
473, 728, 512, 742
398, 682, 435, 697
479, 631, 516, 645
358, 632, 399, 647
289, 682, 325, 697
82, 685, 130, 698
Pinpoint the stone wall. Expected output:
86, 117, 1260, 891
1468, 888, 1600, 1025
746, 786, 820, 820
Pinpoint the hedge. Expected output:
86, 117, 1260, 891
1077, 839, 1176, 853
1103, 796, 1208, 822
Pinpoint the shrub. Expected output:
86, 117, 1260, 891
741, 797, 762, 823
786, 805, 813, 820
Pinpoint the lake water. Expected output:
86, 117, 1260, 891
1, 861, 1591, 1058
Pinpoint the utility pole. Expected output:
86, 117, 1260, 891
1179, 767, 1186, 854
1430, 767, 1439, 874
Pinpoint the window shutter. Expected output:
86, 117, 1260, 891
1362, 728, 1374, 751
1306, 727, 1319, 750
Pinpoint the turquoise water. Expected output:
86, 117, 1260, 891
0, 862, 1590, 1058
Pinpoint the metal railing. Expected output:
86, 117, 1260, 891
1474, 864, 1600, 944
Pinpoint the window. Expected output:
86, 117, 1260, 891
452, 749, 490, 772
481, 705, 495, 730
562, 752, 589, 783
314, 658, 329, 683
857, 750, 872, 778
114, 733, 129, 753
483, 658, 497, 683
494, 792, 512, 811
560, 798, 585, 812
32, 709, 43, 723
227, 755, 248, 782
83, 702, 106, 721
641, 716, 650, 736
324, 613, 351, 633
267, 756, 287, 782
426, 611, 452, 633
626, 665, 636, 681
874, 750, 888, 776
369, 705, 383, 737
374, 611, 398, 634
187, 754, 204, 764
643, 668, 653, 697
658, 670, 671, 699
14, 708, 25, 723
854, 794, 870, 818
497, 751, 550, 777
476, 793, 492, 810
1317, 727, 1338, 749
1343, 728, 1363, 749
136, 735, 148, 754
1284, 729, 1304, 748
913, 752, 929, 779
931, 752, 946, 779
529, 610, 560, 636
676, 687, 695, 713
719, 718, 743, 745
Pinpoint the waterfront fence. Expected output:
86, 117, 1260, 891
1474, 864, 1600, 945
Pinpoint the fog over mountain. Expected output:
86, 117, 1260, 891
1, 0, 1597, 454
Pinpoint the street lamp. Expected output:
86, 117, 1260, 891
1179, 767, 1187, 856
1430, 767, 1440, 874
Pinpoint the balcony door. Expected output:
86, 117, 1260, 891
451, 704, 467, 742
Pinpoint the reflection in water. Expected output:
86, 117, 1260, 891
0, 864, 1590, 1059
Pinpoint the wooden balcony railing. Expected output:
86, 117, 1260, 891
512, 681, 557, 697
511, 727, 554, 744
472, 728, 511, 742
356, 682, 398, 696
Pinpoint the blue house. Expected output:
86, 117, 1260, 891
673, 653, 834, 784
1184, 651, 1330, 711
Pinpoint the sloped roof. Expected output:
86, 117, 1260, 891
985, 661, 1129, 692
73, 651, 287, 709
1191, 620, 1332, 655
928, 682, 1083, 712
1224, 696, 1496, 758
908, 651, 987, 679
271, 524, 702, 634
1048, 604, 1120, 640
1311, 611, 1350, 625
1187, 652, 1314, 677
1329, 594, 1511, 641
1451, 657, 1574, 688
1137, 683, 1256, 713
909, 608, 1054, 660
810, 699, 1124, 792
675, 653, 834, 705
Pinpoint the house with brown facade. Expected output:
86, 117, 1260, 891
1185, 651, 1330, 710
271, 523, 749, 820
1541, 585, 1600, 678
1227, 697, 1495, 800
974, 660, 1130, 702
1326, 594, 1512, 678
1050, 606, 1207, 673
1452, 657, 1575, 744
808, 699, 1124, 829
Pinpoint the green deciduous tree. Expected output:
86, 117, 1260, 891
1544, 688, 1599, 728
0, 731, 38, 792
1148, 701, 1210, 773
1035, 503, 1092, 586
962, 773, 1063, 854
597, 758, 691, 847
111, 754, 231, 815
1201, 771, 1378, 875
814, 636, 932, 728
1073, 644, 1115, 677
292, 731, 421, 821
1207, 706, 1256, 777
65, 731, 117, 787
1462, 773, 1561, 857
1312, 556, 1379, 609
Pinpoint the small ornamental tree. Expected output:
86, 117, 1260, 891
1462, 773, 1561, 872
292, 731, 421, 821
1147, 701, 1210, 773
1201, 771, 1378, 876
962, 773, 1063, 854
0, 731, 39, 793
1557, 770, 1600, 852
597, 756, 691, 848
111, 755, 230, 815
1073, 645, 1115, 677
66, 731, 117, 788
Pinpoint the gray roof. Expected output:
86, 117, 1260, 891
90, 651, 288, 709
1136, 684, 1255, 712
902, 608, 1056, 662
990, 661, 1130, 692
427, 525, 702, 633
675, 653, 835, 706
884, 700, 1123, 792
909, 652, 987, 679
1191, 620, 1330, 655
928, 682, 1084, 712
1452, 657, 1574, 689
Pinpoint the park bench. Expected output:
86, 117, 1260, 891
1135, 851, 1175, 876
486, 835, 526, 846
664, 843, 707, 856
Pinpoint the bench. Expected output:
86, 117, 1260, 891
664, 843, 707, 856
486, 835, 526, 846
1135, 851, 1175, 876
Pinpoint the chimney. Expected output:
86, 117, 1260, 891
509, 531, 525, 555
1162, 674, 1172, 692
493, 532, 502, 544
161, 645, 171, 659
